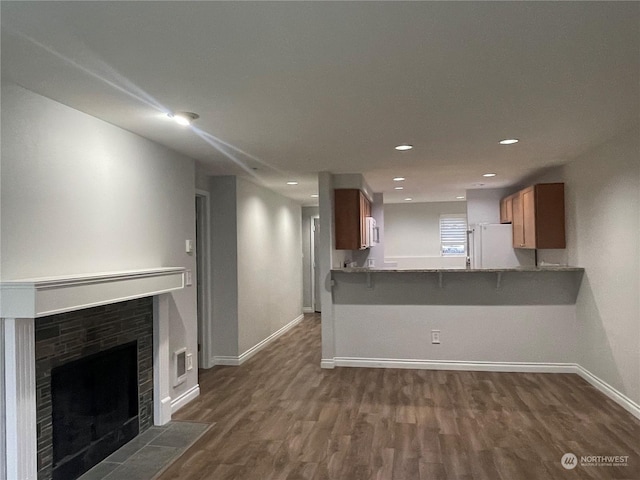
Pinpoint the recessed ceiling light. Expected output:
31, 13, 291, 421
286, 181, 298, 185
169, 112, 199, 126
395, 144, 413, 151
404, 197, 413, 201
456, 196, 465, 199
394, 186, 404, 190
483, 173, 497, 177
499, 138, 519, 145
393, 177, 405, 182
310, 194, 318, 198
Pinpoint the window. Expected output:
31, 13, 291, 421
440, 214, 467, 256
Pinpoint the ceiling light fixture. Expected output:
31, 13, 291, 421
499, 138, 519, 145
395, 144, 413, 151
456, 196, 465, 199
404, 197, 413, 201
393, 177, 405, 182
310, 194, 318, 198
483, 173, 497, 177
169, 111, 199, 126
394, 186, 404, 190
286, 181, 299, 185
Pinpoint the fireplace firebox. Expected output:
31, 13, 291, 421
51, 341, 139, 480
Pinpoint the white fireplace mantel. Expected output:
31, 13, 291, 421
0, 267, 186, 318
0, 267, 186, 480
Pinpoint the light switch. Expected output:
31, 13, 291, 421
187, 353, 193, 371
185, 270, 193, 286
185, 239, 193, 254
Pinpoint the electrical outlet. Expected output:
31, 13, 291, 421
431, 330, 441, 344
185, 270, 193, 286
186, 353, 193, 371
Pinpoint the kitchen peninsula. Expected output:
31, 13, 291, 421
324, 265, 585, 371
332, 266, 584, 305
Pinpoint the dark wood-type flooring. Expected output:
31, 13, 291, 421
158, 314, 640, 480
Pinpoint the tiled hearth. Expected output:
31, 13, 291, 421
78, 421, 210, 480
0, 268, 186, 480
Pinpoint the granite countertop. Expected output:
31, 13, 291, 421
332, 266, 584, 273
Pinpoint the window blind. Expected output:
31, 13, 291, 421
440, 215, 467, 256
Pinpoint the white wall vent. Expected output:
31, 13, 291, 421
174, 348, 187, 386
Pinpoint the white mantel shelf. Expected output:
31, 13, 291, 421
0, 267, 185, 318
1, 267, 186, 480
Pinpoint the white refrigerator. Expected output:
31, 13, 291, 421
469, 223, 524, 269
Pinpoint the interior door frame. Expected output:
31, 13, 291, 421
312, 216, 321, 312
195, 189, 214, 368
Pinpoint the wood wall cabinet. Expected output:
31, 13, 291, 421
507, 183, 565, 249
334, 189, 371, 250
500, 194, 515, 224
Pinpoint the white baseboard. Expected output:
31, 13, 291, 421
327, 357, 640, 420
156, 396, 173, 426
575, 365, 640, 420
213, 314, 304, 367
212, 355, 241, 366
303, 307, 315, 313
171, 384, 200, 414
332, 357, 577, 373
320, 358, 335, 369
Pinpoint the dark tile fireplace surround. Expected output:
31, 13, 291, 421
35, 297, 154, 480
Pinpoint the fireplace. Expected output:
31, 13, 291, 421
34, 298, 154, 480
0, 267, 186, 480
51, 342, 139, 480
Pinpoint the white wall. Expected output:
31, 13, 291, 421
384, 201, 466, 268
334, 304, 577, 364
522, 126, 639, 406
207, 176, 303, 362
236, 178, 303, 354
209, 176, 239, 358
0, 327, 4, 479
465, 187, 512, 225
1, 83, 198, 401
564, 127, 639, 405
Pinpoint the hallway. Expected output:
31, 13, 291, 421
158, 314, 640, 480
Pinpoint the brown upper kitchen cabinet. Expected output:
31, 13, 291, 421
500, 194, 515, 224
509, 183, 566, 249
334, 189, 371, 250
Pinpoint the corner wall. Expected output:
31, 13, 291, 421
209, 176, 239, 358
465, 188, 512, 225
564, 126, 640, 405
1, 83, 198, 405
207, 177, 304, 364
236, 178, 303, 355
